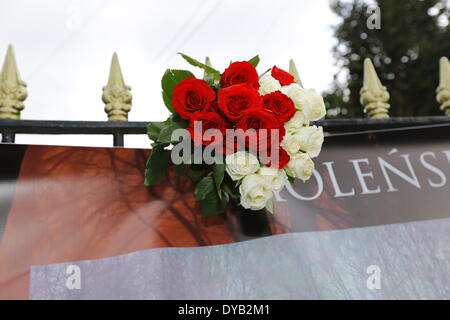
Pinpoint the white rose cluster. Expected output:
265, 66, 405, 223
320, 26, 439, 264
285, 153, 315, 182
224, 72, 325, 211
225, 151, 287, 211
281, 124, 323, 182
280, 130, 321, 182
282, 126, 324, 158
281, 84, 326, 122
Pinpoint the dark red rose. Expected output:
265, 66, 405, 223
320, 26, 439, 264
262, 91, 296, 122
263, 146, 290, 169
187, 111, 228, 146
271, 66, 295, 86
221, 131, 245, 155
172, 77, 216, 120
235, 108, 285, 152
217, 84, 262, 122
220, 61, 259, 90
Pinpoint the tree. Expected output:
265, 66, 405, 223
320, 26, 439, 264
324, 0, 450, 119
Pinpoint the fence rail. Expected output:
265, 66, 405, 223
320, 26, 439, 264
1, 116, 449, 147
1, 44, 449, 147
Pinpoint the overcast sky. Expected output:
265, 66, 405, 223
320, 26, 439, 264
0, 0, 340, 147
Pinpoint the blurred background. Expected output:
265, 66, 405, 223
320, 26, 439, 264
0, 0, 449, 147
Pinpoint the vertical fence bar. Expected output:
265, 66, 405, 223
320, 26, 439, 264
1, 129, 15, 143
113, 131, 124, 147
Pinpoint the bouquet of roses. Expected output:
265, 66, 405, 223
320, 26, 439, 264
145, 53, 325, 217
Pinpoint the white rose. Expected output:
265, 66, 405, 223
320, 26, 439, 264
281, 83, 304, 108
303, 88, 326, 121
281, 132, 302, 156
281, 84, 326, 122
283, 125, 324, 158
298, 125, 324, 158
258, 166, 287, 193
284, 111, 308, 133
225, 151, 260, 181
259, 74, 281, 95
239, 174, 273, 211
285, 153, 315, 182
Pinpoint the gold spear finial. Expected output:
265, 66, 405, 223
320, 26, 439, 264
436, 57, 450, 116
102, 52, 132, 121
360, 58, 390, 119
0, 45, 28, 119
289, 59, 303, 87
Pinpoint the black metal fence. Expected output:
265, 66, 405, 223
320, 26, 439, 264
1, 116, 450, 147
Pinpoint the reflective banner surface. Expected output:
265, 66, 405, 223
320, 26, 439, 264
0, 124, 449, 299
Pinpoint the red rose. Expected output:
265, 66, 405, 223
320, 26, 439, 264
172, 77, 216, 120
187, 111, 228, 146
271, 66, 295, 86
263, 146, 290, 169
235, 109, 285, 152
217, 84, 262, 122
220, 61, 259, 90
221, 131, 244, 155
262, 91, 296, 122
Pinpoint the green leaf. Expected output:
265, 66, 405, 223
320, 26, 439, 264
222, 174, 240, 200
162, 91, 173, 113
222, 182, 240, 200
178, 53, 221, 80
147, 122, 164, 142
213, 163, 225, 192
144, 145, 170, 186
190, 166, 207, 183
157, 119, 188, 144
173, 164, 186, 176
161, 69, 196, 113
248, 55, 260, 67
194, 176, 215, 201
199, 190, 229, 217
172, 113, 185, 123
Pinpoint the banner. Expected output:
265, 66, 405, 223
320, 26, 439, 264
0, 124, 449, 299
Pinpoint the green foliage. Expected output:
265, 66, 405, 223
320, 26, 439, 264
161, 69, 196, 113
199, 190, 228, 217
222, 176, 240, 201
195, 176, 215, 201
144, 145, 169, 186
147, 122, 165, 142
213, 163, 225, 192
248, 55, 260, 67
173, 164, 186, 176
195, 175, 228, 217
178, 53, 221, 81
157, 117, 188, 144
325, 0, 450, 118
190, 165, 207, 183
